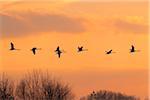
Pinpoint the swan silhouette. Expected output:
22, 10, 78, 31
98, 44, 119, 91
31, 47, 41, 55
78, 46, 88, 52
10, 42, 20, 50
55, 46, 62, 58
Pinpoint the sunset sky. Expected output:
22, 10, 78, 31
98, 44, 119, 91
0, 0, 149, 99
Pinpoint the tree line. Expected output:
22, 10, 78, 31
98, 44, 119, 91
0, 71, 146, 100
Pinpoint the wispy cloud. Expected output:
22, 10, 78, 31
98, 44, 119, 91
98, 17, 148, 34
113, 18, 148, 34
0, 11, 86, 37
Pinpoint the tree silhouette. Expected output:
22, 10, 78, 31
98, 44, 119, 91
16, 70, 74, 100
0, 73, 15, 100
81, 90, 139, 100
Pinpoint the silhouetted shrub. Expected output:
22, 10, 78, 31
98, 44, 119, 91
82, 90, 139, 100
16, 70, 74, 100
0, 73, 15, 100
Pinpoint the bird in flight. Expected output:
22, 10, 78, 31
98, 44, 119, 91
130, 45, 135, 53
78, 46, 88, 52
31, 47, 41, 55
130, 45, 139, 53
105, 49, 115, 54
10, 42, 19, 50
55, 46, 63, 58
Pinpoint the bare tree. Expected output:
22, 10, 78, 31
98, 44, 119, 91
15, 79, 27, 100
16, 70, 74, 100
82, 90, 139, 100
0, 73, 15, 100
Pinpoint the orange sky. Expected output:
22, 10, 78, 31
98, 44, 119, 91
0, 1, 149, 99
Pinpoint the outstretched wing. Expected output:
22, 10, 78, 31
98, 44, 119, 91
10, 42, 14, 50
56, 50, 62, 58
55, 46, 60, 52
58, 52, 61, 58
131, 45, 134, 50
32, 50, 36, 55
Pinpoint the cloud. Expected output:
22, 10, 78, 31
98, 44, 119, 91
113, 18, 148, 34
0, 13, 30, 37
0, 12, 86, 37
98, 17, 148, 34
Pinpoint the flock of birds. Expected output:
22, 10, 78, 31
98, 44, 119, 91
9, 42, 139, 58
